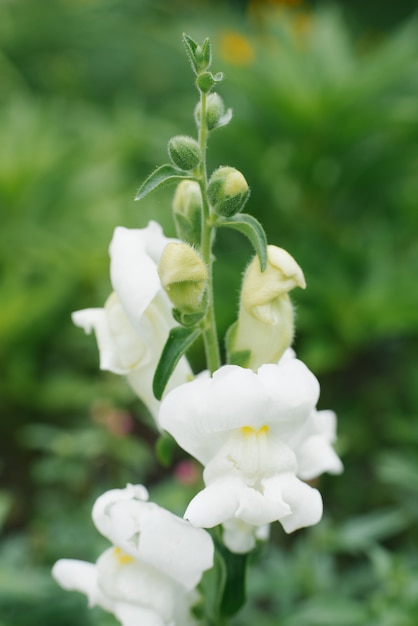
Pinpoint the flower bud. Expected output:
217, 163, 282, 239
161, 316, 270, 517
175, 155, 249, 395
228, 245, 306, 370
207, 166, 250, 217
194, 93, 228, 131
158, 243, 208, 314
168, 135, 201, 171
172, 180, 202, 246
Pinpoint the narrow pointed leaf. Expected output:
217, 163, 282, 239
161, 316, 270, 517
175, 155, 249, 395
216, 213, 268, 271
216, 542, 248, 618
182, 34, 199, 74
201, 37, 212, 69
153, 326, 201, 400
135, 164, 191, 201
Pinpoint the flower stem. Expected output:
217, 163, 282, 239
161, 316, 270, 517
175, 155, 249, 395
198, 89, 221, 374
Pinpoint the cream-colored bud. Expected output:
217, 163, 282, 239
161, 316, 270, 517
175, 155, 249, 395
228, 245, 305, 370
158, 242, 208, 313
208, 166, 250, 217
242, 245, 306, 323
223, 170, 248, 197
173, 180, 202, 215
172, 180, 202, 246
195, 92, 225, 130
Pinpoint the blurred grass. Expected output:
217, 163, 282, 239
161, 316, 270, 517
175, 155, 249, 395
0, 0, 418, 624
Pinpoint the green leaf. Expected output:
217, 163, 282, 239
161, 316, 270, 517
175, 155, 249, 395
153, 326, 201, 400
216, 213, 268, 271
135, 164, 192, 201
182, 34, 198, 72
200, 37, 212, 69
155, 432, 177, 468
217, 542, 248, 617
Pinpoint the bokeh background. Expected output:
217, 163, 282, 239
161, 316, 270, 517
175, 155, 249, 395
1, 0, 418, 624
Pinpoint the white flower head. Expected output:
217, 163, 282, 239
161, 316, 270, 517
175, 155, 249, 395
159, 350, 342, 549
91, 484, 214, 590
72, 222, 192, 422
52, 484, 214, 626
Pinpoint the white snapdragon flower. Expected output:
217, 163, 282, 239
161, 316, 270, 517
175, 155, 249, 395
52, 484, 214, 626
159, 350, 342, 552
72, 222, 192, 422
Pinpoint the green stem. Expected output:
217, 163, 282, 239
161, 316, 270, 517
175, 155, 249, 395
198, 89, 221, 374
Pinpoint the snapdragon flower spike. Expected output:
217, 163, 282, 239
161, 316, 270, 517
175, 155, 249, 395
159, 350, 342, 552
72, 221, 192, 423
52, 484, 214, 626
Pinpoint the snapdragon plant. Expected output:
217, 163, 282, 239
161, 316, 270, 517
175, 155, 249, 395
53, 34, 342, 626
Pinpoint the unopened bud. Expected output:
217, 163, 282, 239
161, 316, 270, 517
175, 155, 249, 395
208, 166, 250, 217
172, 180, 202, 246
168, 135, 201, 171
195, 38, 212, 73
195, 93, 230, 131
228, 245, 305, 370
158, 243, 208, 313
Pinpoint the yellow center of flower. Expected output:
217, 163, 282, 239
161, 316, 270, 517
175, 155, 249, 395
240, 424, 269, 437
113, 546, 134, 565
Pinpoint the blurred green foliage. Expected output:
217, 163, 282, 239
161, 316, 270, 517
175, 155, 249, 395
1, 0, 417, 624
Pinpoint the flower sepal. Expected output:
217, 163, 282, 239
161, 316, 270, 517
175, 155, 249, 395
172, 307, 206, 328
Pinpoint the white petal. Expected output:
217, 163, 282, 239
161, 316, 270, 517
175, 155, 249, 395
297, 434, 344, 480
258, 357, 320, 429
113, 603, 166, 626
72, 307, 126, 375
186, 471, 292, 529
159, 366, 268, 464
109, 224, 172, 326
140, 220, 177, 264
92, 485, 214, 590
270, 473, 323, 533
202, 425, 296, 485
222, 519, 258, 554
104, 293, 148, 370
316, 409, 338, 442
222, 520, 270, 554
185, 476, 242, 528
97, 548, 177, 623
235, 483, 292, 526
52, 559, 111, 611
293, 409, 343, 480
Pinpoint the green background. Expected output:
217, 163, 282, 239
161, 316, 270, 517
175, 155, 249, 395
1, 1, 417, 624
